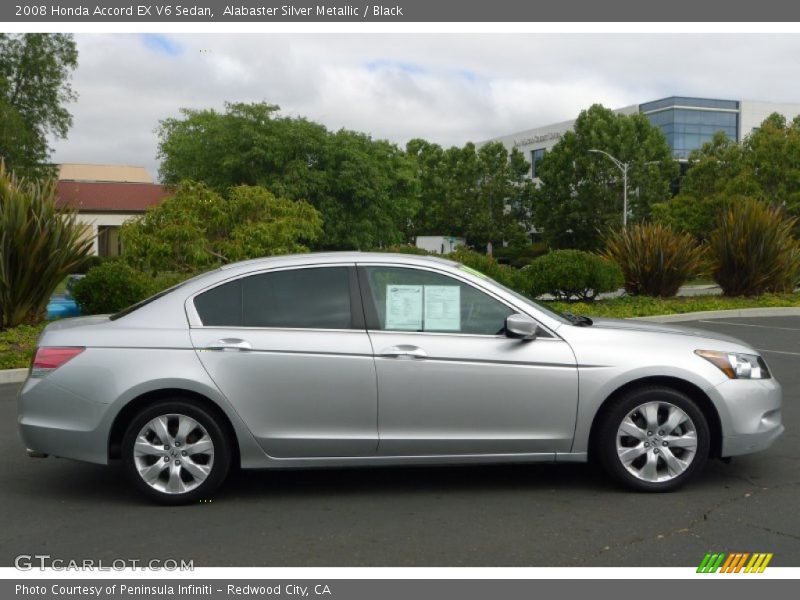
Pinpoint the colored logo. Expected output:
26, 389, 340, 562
697, 552, 773, 573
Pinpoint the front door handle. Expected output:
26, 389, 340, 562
379, 345, 427, 359
204, 338, 252, 352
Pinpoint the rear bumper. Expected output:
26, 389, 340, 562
17, 377, 110, 465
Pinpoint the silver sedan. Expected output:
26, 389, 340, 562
18, 253, 783, 503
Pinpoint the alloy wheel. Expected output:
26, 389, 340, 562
132, 413, 215, 494
615, 401, 699, 483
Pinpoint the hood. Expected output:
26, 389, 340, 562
588, 317, 750, 347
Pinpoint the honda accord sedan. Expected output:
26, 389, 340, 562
18, 253, 783, 503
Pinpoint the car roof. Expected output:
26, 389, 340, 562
219, 251, 460, 270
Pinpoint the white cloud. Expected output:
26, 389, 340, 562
48, 33, 800, 180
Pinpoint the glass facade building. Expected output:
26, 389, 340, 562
530, 148, 546, 178
639, 97, 739, 160
489, 96, 800, 180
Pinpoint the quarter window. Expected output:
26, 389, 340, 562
193, 278, 242, 326
362, 266, 514, 335
194, 267, 353, 329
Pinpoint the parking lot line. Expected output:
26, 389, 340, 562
756, 348, 800, 356
698, 320, 800, 331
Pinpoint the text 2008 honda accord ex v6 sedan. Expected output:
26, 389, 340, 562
18, 253, 783, 504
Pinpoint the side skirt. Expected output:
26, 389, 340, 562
243, 451, 588, 470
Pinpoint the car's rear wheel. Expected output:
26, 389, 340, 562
122, 400, 232, 504
596, 387, 710, 492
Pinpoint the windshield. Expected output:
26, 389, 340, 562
457, 265, 572, 325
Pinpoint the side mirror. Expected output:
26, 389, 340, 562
505, 314, 540, 340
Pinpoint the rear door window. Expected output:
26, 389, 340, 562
194, 267, 354, 329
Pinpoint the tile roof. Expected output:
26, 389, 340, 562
56, 181, 171, 213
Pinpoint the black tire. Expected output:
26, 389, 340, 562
595, 386, 710, 492
122, 400, 232, 505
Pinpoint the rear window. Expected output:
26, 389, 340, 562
110, 278, 194, 321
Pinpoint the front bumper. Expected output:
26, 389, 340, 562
712, 377, 784, 457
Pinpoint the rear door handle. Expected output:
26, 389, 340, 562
379, 345, 427, 359
204, 338, 252, 352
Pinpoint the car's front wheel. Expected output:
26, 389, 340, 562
122, 400, 232, 504
596, 387, 710, 492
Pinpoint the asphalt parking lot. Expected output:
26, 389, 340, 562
1, 315, 798, 567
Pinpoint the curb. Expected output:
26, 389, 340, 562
0, 368, 28, 385
629, 307, 800, 323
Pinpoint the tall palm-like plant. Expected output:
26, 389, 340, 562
0, 163, 93, 328
709, 197, 800, 296
603, 222, 707, 297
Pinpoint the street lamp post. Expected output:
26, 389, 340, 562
588, 149, 630, 227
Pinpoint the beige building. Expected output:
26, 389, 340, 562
55, 164, 171, 257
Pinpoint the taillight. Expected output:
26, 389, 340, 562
30, 347, 85, 378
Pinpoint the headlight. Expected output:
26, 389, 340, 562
695, 350, 771, 379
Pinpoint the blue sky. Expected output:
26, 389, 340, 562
141, 34, 183, 56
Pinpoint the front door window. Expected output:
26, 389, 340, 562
361, 266, 514, 336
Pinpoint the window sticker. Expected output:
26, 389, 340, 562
385, 285, 423, 330
424, 286, 461, 331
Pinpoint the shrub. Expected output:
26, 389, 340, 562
709, 197, 800, 296
73, 261, 187, 315
548, 291, 800, 319
0, 164, 93, 328
493, 242, 549, 268
602, 223, 707, 298
72, 254, 105, 275
72, 262, 148, 315
446, 247, 521, 290
521, 249, 623, 302
379, 244, 434, 255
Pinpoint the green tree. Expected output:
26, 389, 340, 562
652, 132, 745, 241
0, 34, 78, 176
157, 102, 417, 249
406, 138, 448, 235
534, 104, 678, 250
0, 163, 92, 328
654, 114, 800, 240
407, 140, 535, 249
120, 181, 323, 273
741, 113, 800, 217
312, 129, 418, 249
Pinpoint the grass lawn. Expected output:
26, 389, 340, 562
0, 322, 47, 370
549, 292, 800, 319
